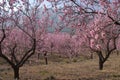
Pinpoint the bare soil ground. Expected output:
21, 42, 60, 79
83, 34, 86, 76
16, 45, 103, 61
0, 53, 120, 80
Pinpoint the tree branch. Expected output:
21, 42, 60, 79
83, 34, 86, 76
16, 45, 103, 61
10, 44, 19, 64
17, 39, 36, 67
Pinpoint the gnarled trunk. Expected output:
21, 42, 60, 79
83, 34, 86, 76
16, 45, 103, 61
97, 51, 104, 70
13, 67, 20, 80
99, 58, 104, 70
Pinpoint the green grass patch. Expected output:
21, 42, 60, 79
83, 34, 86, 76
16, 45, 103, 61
40, 70, 49, 75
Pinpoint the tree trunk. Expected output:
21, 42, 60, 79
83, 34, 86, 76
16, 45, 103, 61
38, 53, 40, 60
116, 50, 119, 56
99, 57, 104, 70
44, 56, 48, 65
90, 53, 93, 59
13, 67, 20, 80
43, 51, 48, 65
99, 61, 104, 70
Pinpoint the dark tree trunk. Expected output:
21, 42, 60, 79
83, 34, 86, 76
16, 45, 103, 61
98, 56, 104, 70
99, 60, 104, 70
45, 56, 48, 65
116, 50, 119, 55
43, 51, 48, 65
97, 51, 104, 70
13, 67, 20, 80
38, 53, 40, 60
90, 53, 93, 59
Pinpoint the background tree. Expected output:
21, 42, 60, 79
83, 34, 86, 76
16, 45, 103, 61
0, 0, 47, 79
48, 0, 120, 70
80, 15, 120, 70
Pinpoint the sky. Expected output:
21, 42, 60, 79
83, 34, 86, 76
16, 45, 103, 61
0, 0, 54, 14
0, 0, 52, 9
38, 0, 52, 8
